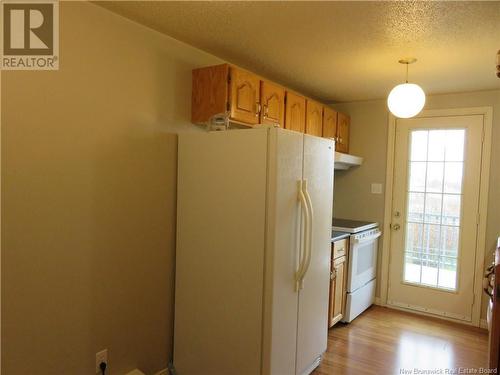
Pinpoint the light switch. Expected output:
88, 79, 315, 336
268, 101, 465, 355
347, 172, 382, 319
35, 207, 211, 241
371, 183, 383, 194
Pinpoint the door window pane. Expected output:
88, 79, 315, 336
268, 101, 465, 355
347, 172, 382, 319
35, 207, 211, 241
421, 253, 438, 286
403, 129, 465, 291
442, 195, 461, 226
409, 162, 426, 192
426, 162, 444, 193
424, 194, 442, 224
444, 162, 463, 194
407, 193, 424, 222
405, 222, 423, 253
440, 226, 459, 258
410, 131, 428, 161
404, 223, 423, 283
404, 261, 421, 284
438, 257, 457, 289
422, 224, 441, 258
427, 130, 446, 161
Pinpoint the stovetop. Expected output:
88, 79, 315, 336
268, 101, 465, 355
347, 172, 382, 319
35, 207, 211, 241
332, 218, 378, 234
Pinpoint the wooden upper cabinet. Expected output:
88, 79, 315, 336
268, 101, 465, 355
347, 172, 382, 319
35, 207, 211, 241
260, 81, 285, 127
191, 64, 268, 127
229, 66, 261, 125
322, 106, 338, 140
191, 64, 353, 148
336, 112, 350, 153
285, 92, 306, 133
192, 64, 229, 124
305, 100, 323, 137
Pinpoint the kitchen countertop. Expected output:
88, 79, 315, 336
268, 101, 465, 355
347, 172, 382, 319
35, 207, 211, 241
331, 230, 350, 242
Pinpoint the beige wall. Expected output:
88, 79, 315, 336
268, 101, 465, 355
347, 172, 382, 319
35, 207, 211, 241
333, 89, 500, 318
2, 2, 498, 373
2, 2, 221, 374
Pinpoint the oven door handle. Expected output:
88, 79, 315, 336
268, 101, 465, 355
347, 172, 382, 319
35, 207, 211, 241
354, 231, 381, 244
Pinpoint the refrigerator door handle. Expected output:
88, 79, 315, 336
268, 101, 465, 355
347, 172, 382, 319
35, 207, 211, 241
299, 179, 314, 289
296, 180, 310, 291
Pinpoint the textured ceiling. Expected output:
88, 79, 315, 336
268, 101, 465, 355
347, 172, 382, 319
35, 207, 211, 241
95, 1, 500, 102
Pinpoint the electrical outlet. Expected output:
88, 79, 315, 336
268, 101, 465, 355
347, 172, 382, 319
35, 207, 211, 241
95, 349, 108, 374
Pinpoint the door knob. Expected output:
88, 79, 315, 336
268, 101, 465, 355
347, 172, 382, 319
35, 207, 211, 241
392, 224, 401, 231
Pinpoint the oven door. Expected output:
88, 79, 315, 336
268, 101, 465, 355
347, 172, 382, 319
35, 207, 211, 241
347, 230, 381, 293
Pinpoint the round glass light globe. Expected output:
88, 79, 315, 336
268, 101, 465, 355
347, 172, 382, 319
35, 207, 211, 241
387, 83, 426, 118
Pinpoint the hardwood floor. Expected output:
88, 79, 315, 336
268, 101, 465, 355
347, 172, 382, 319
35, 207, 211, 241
313, 306, 489, 375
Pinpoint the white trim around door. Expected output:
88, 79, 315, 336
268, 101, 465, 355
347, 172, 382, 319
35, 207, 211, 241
379, 107, 493, 327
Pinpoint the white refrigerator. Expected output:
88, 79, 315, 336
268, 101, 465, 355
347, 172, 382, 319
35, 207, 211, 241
173, 127, 334, 375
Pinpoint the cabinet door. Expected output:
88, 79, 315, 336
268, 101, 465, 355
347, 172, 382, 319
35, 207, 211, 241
329, 255, 346, 327
261, 81, 285, 127
284, 91, 306, 133
328, 246, 336, 327
229, 67, 261, 125
336, 112, 350, 153
305, 100, 323, 137
322, 106, 338, 141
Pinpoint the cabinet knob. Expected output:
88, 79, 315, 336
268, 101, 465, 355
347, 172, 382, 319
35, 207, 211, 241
331, 269, 336, 280
392, 223, 401, 231
256, 103, 261, 117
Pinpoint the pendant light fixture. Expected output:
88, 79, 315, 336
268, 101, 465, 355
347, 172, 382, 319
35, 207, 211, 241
387, 58, 426, 118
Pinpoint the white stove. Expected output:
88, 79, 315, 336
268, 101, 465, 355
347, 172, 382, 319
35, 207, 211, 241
332, 218, 381, 323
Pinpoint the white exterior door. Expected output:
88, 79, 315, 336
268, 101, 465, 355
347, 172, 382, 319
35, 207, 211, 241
387, 115, 483, 321
295, 135, 334, 375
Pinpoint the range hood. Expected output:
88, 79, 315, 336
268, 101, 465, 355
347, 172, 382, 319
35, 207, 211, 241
334, 152, 363, 170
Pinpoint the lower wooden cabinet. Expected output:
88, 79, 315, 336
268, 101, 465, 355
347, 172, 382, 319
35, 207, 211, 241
328, 240, 348, 327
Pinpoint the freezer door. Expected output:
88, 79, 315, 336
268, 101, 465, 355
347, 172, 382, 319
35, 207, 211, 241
174, 129, 269, 375
296, 135, 334, 375
262, 128, 304, 375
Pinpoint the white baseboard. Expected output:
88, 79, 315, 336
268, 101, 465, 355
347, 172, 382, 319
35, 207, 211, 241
375, 296, 488, 330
